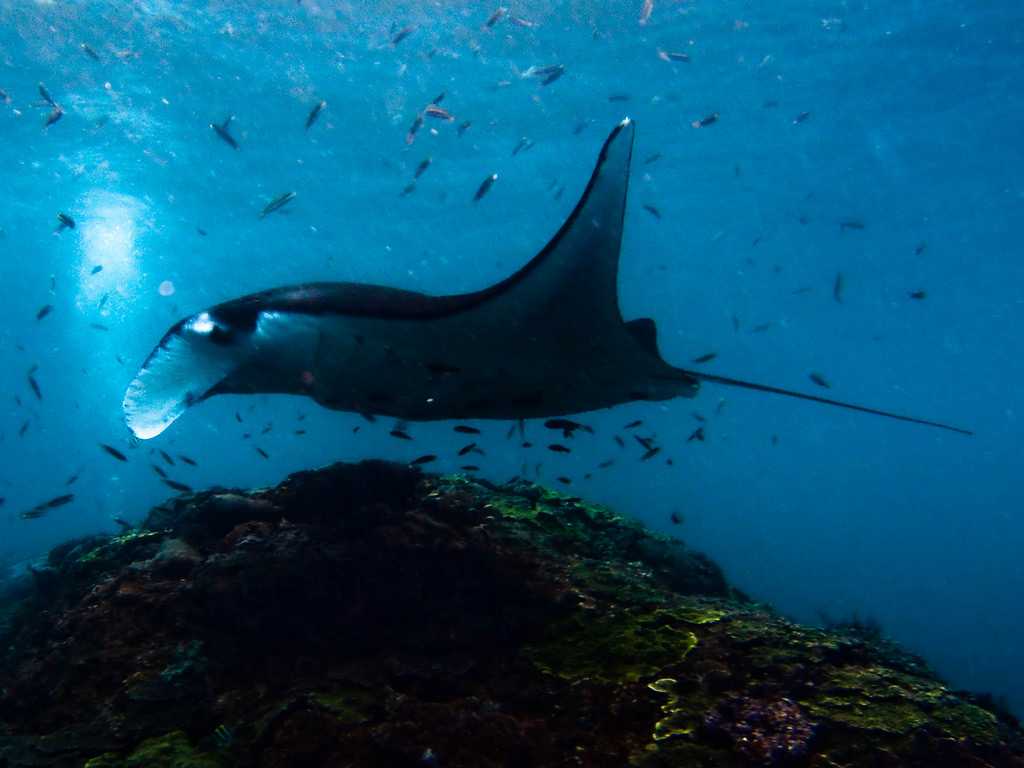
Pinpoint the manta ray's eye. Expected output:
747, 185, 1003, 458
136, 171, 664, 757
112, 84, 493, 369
189, 312, 215, 334
188, 311, 237, 345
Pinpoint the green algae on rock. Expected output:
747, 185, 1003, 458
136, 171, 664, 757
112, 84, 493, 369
85, 730, 224, 768
801, 664, 1002, 743
0, 461, 1021, 768
526, 608, 700, 683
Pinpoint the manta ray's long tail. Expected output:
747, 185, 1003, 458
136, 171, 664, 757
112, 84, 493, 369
675, 369, 973, 436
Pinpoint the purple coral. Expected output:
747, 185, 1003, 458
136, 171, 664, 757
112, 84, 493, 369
703, 696, 816, 764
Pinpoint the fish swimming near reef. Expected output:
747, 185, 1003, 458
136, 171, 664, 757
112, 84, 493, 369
20, 493, 74, 520
123, 119, 972, 439
100, 443, 128, 461
545, 418, 592, 437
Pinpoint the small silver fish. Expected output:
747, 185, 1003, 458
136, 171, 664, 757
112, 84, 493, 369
259, 191, 296, 218
692, 112, 719, 128
406, 114, 423, 145
808, 372, 830, 388
424, 104, 453, 121
512, 137, 533, 156
657, 50, 689, 63
639, 0, 653, 25
484, 7, 507, 28
38, 82, 56, 107
305, 100, 326, 130
541, 66, 564, 86
391, 25, 415, 46
211, 116, 239, 149
100, 443, 128, 461
473, 173, 498, 202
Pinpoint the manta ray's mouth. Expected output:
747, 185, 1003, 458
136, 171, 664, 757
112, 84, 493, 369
123, 314, 248, 439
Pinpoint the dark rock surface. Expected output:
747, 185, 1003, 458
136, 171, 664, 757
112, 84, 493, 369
0, 460, 1020, 767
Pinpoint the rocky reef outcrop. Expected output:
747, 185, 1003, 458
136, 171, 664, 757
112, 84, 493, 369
0, 460, 1021, 767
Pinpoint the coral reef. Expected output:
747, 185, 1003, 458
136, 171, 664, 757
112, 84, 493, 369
0, 460, 1021, 767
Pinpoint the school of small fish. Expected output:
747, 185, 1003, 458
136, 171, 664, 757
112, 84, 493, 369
1, 3, 941, 532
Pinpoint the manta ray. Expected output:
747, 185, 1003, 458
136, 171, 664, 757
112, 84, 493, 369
123, 118, 970, 440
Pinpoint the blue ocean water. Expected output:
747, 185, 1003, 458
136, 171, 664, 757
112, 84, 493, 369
1, 0, 1021, 716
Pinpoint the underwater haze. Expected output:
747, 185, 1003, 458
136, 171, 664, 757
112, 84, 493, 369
2, 0, 1023, 717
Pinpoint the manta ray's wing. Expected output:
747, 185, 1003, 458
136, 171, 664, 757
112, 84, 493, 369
472, 117, 974, 435
430, 116, 696, 406
458, 117, 637, 338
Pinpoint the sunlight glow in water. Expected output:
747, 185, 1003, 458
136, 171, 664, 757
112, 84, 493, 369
76, 191, 144, 304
